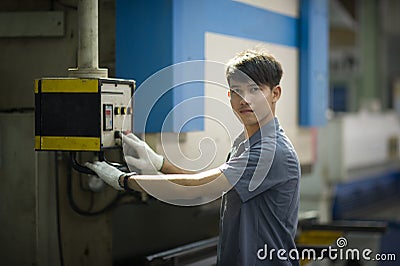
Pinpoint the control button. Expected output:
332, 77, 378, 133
114, 107, 120, 115
114, 131, 121, 139
103, 104, 113, 131
127, 107, 132, 115
121, 107, 126, 115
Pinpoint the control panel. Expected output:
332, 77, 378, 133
34, 77, 135, 151
100, 80, 134, 148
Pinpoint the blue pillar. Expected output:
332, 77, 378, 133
299, 0, 329, 126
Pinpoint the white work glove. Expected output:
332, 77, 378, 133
122, 133, 164, 174
85, 161, 124, 190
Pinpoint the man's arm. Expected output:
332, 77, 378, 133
122, 167, 232, 200
160, 159, 196, 174
85, 161, 233, 200
123, 167, 223, 186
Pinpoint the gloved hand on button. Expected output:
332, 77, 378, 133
122, 133, 164, 174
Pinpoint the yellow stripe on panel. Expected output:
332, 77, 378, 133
41, 136, 100, 151
41, 79, 99, 93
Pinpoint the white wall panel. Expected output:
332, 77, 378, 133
233, 0, 299, 18
343, 112, 400, 171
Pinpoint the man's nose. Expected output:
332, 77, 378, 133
239, 92, 251, 104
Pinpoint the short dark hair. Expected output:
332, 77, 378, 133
226, 49, 283, 89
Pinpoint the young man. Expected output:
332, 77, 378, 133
86, 49, 300, 265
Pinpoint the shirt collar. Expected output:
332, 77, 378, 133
248, 117, 279, 146
233, 117, 280, 147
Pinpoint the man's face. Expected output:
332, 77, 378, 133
229, 79, 275, 129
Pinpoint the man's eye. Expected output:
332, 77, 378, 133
249, 87, 259, 93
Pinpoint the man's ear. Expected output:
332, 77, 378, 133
272, 85, 281, 103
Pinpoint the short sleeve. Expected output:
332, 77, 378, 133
220, 139, 283, 202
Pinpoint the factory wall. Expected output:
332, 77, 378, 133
0, 1, 117, 265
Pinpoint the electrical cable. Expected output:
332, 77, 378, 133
67, 151, 144, 216
53, 150, 143, 266
67, 157, 124, 216
104, 158, 130, 172
70, 151, 128, 173
54, 152, 65, 266
71, 152, 96, 175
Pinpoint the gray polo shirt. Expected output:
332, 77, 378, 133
217, 117, 300, 266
